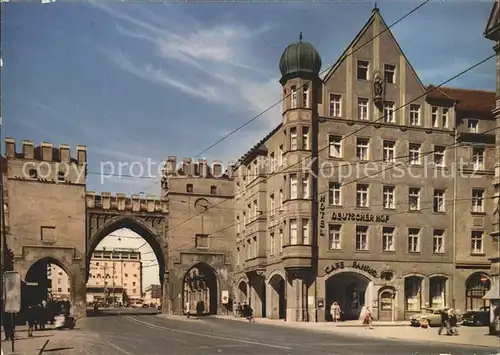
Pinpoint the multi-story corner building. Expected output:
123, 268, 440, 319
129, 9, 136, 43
86, 248, 143, 305
230, 7, 497, 322
483, 0, 500, 332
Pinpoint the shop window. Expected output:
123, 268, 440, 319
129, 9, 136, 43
405, 276, 422, 312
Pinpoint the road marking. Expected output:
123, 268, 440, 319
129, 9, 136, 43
123, 316, 293, 350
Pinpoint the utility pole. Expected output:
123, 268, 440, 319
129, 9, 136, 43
112, 264, 115, 307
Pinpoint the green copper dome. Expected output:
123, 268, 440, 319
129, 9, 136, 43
279, 33, 322, 83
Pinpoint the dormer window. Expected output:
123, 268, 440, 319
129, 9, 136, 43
186, 184, 193, 193
210, 185, 217, 195
291, 86, 297, 108
303, 85, 309, 108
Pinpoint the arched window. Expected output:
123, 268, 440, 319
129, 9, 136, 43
404, 276, 422, 312
465, 272, 490, 310
210, 185, 217, 195
186, 184, 193, 193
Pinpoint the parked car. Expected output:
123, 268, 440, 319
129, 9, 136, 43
410, 308, 446, 327
462, 306, 490, 326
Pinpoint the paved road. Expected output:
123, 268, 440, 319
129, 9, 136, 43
69, 315, 498, 355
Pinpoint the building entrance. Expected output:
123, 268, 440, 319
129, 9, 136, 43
325, 272, 371, 321
465, 272, 491, 311
268, 274, 286, 320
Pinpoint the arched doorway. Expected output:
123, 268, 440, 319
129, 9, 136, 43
429, 276, 447, 309
378, 287, 395, 321
87, 217, 166, 311
237, 280, 248, 303
183, 263, 219, 315
25, 257, 71, 305
465, 272, 490, 311
268, 274, 286, 320
404, 275, 423, 317
325, 272, 371, 321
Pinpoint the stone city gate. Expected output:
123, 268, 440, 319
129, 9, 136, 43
85, 192, 169, 308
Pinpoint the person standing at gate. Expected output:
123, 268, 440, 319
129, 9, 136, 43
331, 302, 341, 322
185, 301, 190, 318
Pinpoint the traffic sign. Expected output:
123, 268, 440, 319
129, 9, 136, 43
3, 271, 21, 313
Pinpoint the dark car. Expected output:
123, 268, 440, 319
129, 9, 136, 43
462, 306, 490, 326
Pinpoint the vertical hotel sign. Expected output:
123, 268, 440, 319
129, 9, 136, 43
319, 194, 326, 237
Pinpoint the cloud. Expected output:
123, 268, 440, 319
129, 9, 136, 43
92, 3, 282, 157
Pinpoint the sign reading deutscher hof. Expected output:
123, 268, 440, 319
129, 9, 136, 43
331, 212, 389, 223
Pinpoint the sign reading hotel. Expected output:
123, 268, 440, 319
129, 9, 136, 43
324, 261, 378, 278
331, 212, 390, 224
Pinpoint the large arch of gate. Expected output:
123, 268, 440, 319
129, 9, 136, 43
182, 262, 219, 315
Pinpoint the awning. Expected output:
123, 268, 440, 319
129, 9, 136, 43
483, 281, 500, 300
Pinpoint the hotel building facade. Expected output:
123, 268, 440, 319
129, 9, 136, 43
226, 8, 497, 322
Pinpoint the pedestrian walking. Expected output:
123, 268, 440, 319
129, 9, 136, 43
449, 308, 459, 335
438, 307, 451, 335
185, 301, 191, 318
363, 307, 373, 329
233, 302, 240, 318
330, 302, 341, 323
27, 305, 36, 338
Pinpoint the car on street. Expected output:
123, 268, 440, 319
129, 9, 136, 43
461, 306, 490, 326
410, 308, 447, 327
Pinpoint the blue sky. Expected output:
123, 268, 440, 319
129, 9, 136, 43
3, 2, 495, 285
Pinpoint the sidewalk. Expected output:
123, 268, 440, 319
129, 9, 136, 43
0, 325, 77, 355
209, 315, 500, 348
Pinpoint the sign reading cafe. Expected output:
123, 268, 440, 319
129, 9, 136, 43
331, 212, 389, 223
324, 261, 378, 278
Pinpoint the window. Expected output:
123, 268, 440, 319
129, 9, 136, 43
279, 229, 283, 253
442, 108, 449, 128
434, 146, 445, 168
405, 277, 422, 311
290, 219, 297, 245
236, 215, 240, 234
290, 127, 298, 150
383, 140, 395, 163
269, 194, 275, 216
433, 189, 445, 213
409, 143, 421, 165
328, 182, 341, 206
195, 234, 209, 248
291, 86, 297, 108
383, 102, 395, 123
269, 152, 275, 173
382, 227, 395, 252
383, 64, 396, 83
278, 145, 283, 166
253, 238, 258, 258
186, 184, 193, 193
329, 94, 341, 117
210, 185, 217, 195
328, 224, 341, 250
302, 127, 310, 150
279, 189, 283, 208
356, 138, 369, 161
356, 226, 369, 251
432, 107, 439, 127
433, 229, 445, 254
357, 60, 369, 80
302, 174, 310, 199
471, 231, 484, 254
329, 135, 342, 158
468, 119, 478, 133
357, 98, 369, 120
409, 187, 420, 211
303, 85, 309, 108
409, 104, 420, 126
356, 184, 369, 207
472, 147, 485, 170
236, 247, 240, 265
408, 228, 420, 253
472, 189, 484, 213
383, 185, 395, 209
302, 219, 310, 244
290, 174, 298, 199
253, 200, 258, 217
270, 233, 275, 256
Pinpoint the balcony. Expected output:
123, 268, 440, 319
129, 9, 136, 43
282, 245, 313, 269
243, 257, 267, 272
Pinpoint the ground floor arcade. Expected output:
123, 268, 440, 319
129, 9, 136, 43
234, 261, 492, 322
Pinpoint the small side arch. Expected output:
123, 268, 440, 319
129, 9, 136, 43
266, 269, 286, 284
400, 272, 427, 279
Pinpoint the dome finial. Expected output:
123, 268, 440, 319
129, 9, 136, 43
299, 32, 303, 42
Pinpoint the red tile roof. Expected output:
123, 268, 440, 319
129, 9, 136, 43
426, 86, 495, 117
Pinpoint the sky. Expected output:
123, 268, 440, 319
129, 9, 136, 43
3, 1, 496, 289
